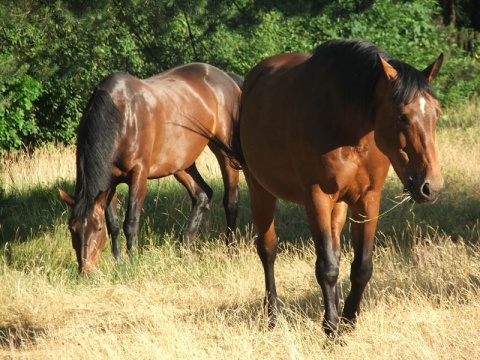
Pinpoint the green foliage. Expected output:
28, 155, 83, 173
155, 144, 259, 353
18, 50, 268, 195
0, 71, 42, 152
0, 0, 479, 152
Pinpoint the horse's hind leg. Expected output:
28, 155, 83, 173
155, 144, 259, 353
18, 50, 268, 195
174, 164, 213, 248
208, 144, 240, 247
105, 190, 122, 262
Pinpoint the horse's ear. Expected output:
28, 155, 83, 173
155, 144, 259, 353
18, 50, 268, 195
378, 55, 398, 81
375, 55, 397, 104
94, 190, 110, 211
59, 188, 75, 207
422, 53, 443, 82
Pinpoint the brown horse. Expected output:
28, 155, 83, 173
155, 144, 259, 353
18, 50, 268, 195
235, 39, 443, 334
59, 63, 241, 274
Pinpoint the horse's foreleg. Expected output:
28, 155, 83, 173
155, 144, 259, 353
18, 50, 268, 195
246, 171, 279, 328
209, 144, 240, 248
124, 167, 148, 255
331, 202, 349, 309
174, 165, 213, 248
341, 196, 379, 327
305, 186, 340, 335
105, 191, 122, 262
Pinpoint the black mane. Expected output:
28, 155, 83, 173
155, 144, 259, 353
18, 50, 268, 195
309, 39, 436, 107
74, 88, 123, 218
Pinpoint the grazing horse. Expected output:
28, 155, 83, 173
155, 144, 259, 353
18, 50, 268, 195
236, 39, 443, 334
59, 63, 241, 274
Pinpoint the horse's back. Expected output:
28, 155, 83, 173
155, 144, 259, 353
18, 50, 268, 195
242, 53, 310, 99
151, 63, 240, 101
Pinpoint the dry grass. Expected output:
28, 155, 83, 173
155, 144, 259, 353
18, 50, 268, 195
1, 102, 480, 359
0, 144, 75, 194
0, 237, 479, 359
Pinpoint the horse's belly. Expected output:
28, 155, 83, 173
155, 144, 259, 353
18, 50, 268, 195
260, 176, 306, 204
147, 144, 206, 177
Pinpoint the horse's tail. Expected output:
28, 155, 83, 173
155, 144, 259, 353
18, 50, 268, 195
227, 72, 244, 90
226, 111, 244, 170
201, 111, 244, 171
211, 72, 246, 169
75, 87, 123, 204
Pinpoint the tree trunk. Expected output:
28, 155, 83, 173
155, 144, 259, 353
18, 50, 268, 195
443, 0, 456, 26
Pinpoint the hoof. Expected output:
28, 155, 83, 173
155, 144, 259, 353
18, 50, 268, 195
322, 318, 340, 336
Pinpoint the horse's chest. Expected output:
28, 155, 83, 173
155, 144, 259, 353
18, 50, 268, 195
316, 145, 387, 200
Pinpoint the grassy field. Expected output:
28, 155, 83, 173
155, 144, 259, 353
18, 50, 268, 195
0, 99, 479, 359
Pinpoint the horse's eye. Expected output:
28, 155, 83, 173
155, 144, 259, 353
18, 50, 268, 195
97, 226, 102, 233
399, 114, 410, 124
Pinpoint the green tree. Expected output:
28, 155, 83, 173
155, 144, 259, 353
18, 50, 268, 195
0, 0, 478, 152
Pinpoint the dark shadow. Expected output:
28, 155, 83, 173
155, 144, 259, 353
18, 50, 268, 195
0, 177, 249, 247
0, 324, 47, 349
0, 179, 73, 244
180, 297, 266, 328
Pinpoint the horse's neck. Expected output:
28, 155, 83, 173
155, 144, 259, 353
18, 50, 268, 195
323, 106, 375, 148
74, 160, 105, 204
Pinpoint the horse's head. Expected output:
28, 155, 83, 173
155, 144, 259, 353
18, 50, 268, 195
373, 54, 444, 203
59, 189, 109, 274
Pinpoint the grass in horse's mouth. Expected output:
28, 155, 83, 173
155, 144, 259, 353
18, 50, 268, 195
350, 193, 413, 224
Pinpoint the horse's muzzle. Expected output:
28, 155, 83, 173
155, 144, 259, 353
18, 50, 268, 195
404, 177, 443, 204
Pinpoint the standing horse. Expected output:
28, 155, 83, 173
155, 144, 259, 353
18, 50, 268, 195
236, 39, 443, 334
59, 63, 241, 274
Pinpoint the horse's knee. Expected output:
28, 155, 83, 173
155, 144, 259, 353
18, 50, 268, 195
196, 183, 213, 205
108, 217, 121, 238
199, 191, 211, 210
315, 255, 340, 287
123, 220, 139, 250
350, 258, 373, 288
224, 187, 239, 211
191, 191, 210, 212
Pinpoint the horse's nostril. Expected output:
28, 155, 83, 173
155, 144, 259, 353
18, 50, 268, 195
421, 182, 431, 198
